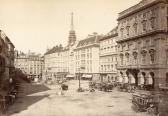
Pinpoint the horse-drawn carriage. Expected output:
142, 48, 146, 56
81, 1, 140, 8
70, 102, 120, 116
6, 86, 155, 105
89, 81, 114, 92
117, 83, 136, 93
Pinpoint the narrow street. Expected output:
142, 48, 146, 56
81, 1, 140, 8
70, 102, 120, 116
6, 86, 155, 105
6, 80, 150, 116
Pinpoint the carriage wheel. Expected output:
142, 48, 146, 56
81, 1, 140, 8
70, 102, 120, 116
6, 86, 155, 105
131, 103, 139, 112
147, 107, 156, 115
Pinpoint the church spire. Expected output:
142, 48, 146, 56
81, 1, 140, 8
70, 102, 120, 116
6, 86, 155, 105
71, 12, 74, 31
68, 12, 76, 46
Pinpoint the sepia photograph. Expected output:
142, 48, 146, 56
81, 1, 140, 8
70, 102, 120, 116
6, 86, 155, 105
0, 0, 168, 116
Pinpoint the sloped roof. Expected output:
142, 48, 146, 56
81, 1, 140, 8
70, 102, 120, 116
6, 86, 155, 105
76, 35, 102, 48
44, 46, 63, 55
100, 26, 118, 41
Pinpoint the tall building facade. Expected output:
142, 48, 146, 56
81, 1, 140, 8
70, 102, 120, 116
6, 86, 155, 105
44, 13, 77, 80
99, 27, 118, 82
15, 51, 44, 80
117, 0, 168, 89
0, 30, 15, 80
44, 46, 69, 80
74, 33, 102, 80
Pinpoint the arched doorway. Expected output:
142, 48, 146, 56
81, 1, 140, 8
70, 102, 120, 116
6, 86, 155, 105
126, 69, 139, 86
142, 72, 146, 85
150, 72, 155, 89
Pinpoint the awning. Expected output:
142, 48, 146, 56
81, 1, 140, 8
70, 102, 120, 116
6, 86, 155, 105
66, 75, 74, 78
138, 73, 145, 85
85, 75, 92, 78
82, 74, 92, 78
123, 75, 128, 83
82, 74, 86, 78
146, 74, 153, 85
129, 74, 135, 84
118, 76, 123, 83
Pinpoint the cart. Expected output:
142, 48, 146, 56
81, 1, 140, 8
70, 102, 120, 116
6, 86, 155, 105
131, 92, 158, 115
61, 83, 68, 90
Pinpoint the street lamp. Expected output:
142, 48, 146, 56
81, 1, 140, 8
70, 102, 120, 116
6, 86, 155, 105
77, 66, 85, 92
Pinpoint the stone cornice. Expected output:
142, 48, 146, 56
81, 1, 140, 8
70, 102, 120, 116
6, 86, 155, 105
100, 33, 118, 41
118, 0, 166, 21
116, 30, 167, 43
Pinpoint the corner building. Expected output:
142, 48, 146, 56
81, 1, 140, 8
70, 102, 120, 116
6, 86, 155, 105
99, 27, 118, 82
117, 0, 168, 89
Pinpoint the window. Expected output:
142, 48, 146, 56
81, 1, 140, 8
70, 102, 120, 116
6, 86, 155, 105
111, 65, 113, 71
141, 50, 147, 64
101, 65, 103, 71
125, 53, 129, 65
126, 26, 130, 36
90, 53, 92, 58
149, 49, 155, 64
104, 65, 106, 71
150, 18, 155, 29
108, 65, 110, 71
120, 28, 124, 37
133, 23, 138, 34
120, 54, 124, 65
142, 20, 147, 31
133, 51, 138, 64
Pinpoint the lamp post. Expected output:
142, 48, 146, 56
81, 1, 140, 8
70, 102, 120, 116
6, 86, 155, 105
77, 66, 85, 92
78, 67, 81, 89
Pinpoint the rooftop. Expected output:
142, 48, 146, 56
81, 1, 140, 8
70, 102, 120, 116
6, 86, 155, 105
76, 34, 102, 48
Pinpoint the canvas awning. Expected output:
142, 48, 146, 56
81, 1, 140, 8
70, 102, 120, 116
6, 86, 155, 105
129, 74, 135, 84
66, 75, 74, 78
123, 75, 128, 83
82, 74, 92, 78
118, 76, 123, 83
85, 75, 92, 78
146, 74, 153, 85
138, 73, 145, 85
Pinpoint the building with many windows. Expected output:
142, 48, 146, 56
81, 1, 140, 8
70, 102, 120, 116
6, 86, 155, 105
43, 13, 77, 81
44, 45, 70, 81
117, 0, 168, 89
15, 51, 44, 81
99, 27, 118, 82
74, 33, 102, 80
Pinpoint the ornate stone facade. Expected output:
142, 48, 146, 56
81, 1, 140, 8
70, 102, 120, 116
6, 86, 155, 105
117, 0, 168, 89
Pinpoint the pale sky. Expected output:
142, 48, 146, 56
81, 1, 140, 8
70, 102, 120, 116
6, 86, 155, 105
0, 0, 141, 54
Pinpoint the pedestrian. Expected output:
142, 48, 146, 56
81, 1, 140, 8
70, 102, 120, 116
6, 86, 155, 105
57, 84, 64, 96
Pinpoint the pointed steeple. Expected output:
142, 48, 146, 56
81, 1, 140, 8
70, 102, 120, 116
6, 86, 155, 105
71, 12, 74, 31
68, 12, 76, 46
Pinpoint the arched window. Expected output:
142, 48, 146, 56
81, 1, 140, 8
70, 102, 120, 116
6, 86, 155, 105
149, 49, 155, 64
141, 50, 147, 64
125, 52, 130, 65
133, 51, 138, 64
126, 25, 130, 36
